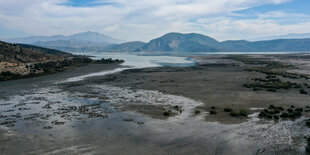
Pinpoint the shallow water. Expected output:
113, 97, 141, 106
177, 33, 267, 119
0, 53, 309, 154
64, 52, 195, 82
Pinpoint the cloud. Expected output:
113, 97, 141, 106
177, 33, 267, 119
0, 0, 308, 41
196, 11, 310, 41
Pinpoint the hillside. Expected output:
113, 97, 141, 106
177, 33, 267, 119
140, 33, 221, 52
0, 41, 123, 81
0, 41, 71, 63
104, 41, 146, 52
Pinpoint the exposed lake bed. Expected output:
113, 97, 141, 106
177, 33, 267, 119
1, 53, 310, 154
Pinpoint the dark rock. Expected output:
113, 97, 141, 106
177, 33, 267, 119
51, 120, 65, 125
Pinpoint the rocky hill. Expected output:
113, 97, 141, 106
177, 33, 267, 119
0, 41, 123, 81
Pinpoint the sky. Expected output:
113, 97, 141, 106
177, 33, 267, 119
0, 0, 310, 42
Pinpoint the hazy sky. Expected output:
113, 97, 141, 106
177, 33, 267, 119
0, 0, 310, 41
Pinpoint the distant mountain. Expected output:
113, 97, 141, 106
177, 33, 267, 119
6, 31, 122, 44
5, 31, 122, 53
104, 41, 146, 52
129, 32, 310, 52
221, 39, 310, 52
252, 33, 310, 41
140, 33, 221, 52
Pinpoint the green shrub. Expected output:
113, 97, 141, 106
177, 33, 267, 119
239, 109, 248, 117
210, 110, 217, 114
258, 111, 266, 117
280, 112, 289, 118
195, 110, 201, 114
277, 106, 284, 111
306, 120, 310, 127
306, 145, 310, 153
224, 108, 232, 112
287, 108, 294, 113
163, 111, 171, 116
230, 111, 239, 117
267, 89, 276, 92
274, 109, 281, 114
294, 111, 302, 117
295, 108, 303, 112
288, 113, 296, 118
269, 105, 275, 109
300, 89, 308, 94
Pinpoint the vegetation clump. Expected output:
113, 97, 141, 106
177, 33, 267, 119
239, 109, 248, 117
259, 105, 308, 120
306, 119, 310, 127
224, 108, 233, 112
229, 109, 248, 117
300, 89, 308, 94
163, 110, 171, 116
230, 111, 239, 117
195, 110, 201, 114
210, 110, 217, 114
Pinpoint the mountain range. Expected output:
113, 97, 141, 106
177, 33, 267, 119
116, 33, 310, 52
5, 31, 123, 53
252, 33, 310, 41
5, 32, 310, 53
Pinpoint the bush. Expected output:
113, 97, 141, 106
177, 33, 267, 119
274, 109, 281, 114
224, 108, 233, 112
267, 89, 276, 92
174, 105, 179, 109
277, 106, 284, 111
294, 111, 302, 117
230, 111, 239, 117
287, 108, 294, 113
306, 120, 310, 127
269, 105, 275, 109
280, 112, 289, 118
195, 110, 201, 114
288, 113, 296, 118
300, 89, 308, 94
258, 111, 266, 117
306, 146, 310, 153
239, 109, 248, 117
210, 110, 217, 114
163, 110, 171, 116
295, 108, 303, 112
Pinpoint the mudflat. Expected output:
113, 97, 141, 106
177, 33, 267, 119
1, 54, 310, 154
92, 54, 310, 123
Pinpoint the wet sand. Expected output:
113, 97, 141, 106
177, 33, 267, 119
91, 54, 310, 123
1, 54, 310, 154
